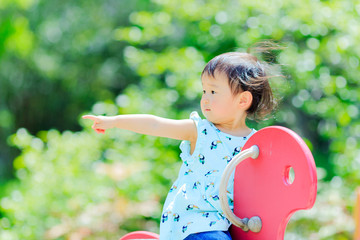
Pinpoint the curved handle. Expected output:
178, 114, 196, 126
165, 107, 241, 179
219, 145, 262, 233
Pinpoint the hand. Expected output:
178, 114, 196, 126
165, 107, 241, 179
82, 115, 114, 134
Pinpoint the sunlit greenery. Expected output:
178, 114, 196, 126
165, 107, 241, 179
1, 0, 359, 239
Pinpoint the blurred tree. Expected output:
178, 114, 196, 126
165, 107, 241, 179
0, 0, 148, 180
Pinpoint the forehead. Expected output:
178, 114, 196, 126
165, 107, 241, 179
201, 70, 229, 86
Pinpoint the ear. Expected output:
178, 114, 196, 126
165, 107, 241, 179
238, 91, 253, 110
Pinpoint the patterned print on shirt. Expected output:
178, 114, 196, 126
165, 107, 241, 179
201, 212, 210, 218
198, 154, 205, 164
193, 181, 201, 189
169, 185, 177, 192
203, 195, 211, 204
186, 204, 200, 210
205, 182, 214, 190
210, 140, 222, 150
210, 195, 220, 201
226, 190, 234, 204
182, 222, 193, 233
162, 211, 171, 223
209, 220, 219, 227
223, 156, 232, 163
182, 188, 186, 197
205, 170, 219, 177
232, 146, 242, 156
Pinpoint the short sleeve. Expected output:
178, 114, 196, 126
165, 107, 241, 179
189, 111, 202, 129
179, 111, 205, 164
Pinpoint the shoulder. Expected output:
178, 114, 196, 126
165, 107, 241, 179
189, 111, 212, 130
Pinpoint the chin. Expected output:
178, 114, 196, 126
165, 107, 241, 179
205, 116, 218, 124
202, 111, 219, 123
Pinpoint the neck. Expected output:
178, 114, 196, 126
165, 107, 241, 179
214, 114, 251, 137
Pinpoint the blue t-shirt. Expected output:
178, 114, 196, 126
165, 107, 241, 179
159, 112, 256, 239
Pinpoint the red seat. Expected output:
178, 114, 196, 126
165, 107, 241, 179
120, 231, 159, 240
230, 126, 317, 239
119, 126, 317, 240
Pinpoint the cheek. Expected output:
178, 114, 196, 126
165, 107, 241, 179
200, 96, 205, 105
211, 99, 226, 112
215, 97, 235, 110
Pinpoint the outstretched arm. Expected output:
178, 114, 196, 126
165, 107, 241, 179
82, 114, 197, 142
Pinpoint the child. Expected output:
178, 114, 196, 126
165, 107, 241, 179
82, 51, 277, 240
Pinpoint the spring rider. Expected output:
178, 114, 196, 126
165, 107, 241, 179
120, 126, 318, 240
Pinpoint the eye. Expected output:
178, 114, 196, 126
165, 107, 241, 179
203, 90, 206, 94
211, 90, 216, 94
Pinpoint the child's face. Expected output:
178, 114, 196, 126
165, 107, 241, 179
201, 71, 242, 125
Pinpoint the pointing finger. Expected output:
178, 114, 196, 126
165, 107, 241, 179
95, 128, 105, 134
82, 115, 99, 122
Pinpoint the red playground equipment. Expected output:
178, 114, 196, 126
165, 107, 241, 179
355, 188, 360, 240
119, 126, 318, 240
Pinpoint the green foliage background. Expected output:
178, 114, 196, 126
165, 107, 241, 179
0, 0, 359, 239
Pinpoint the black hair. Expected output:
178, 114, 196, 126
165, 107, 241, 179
201, 50, 280, 120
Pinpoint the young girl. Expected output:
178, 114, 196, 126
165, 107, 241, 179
83, 51, 277, 240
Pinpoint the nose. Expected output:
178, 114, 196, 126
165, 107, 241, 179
202, 95, 209, 104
